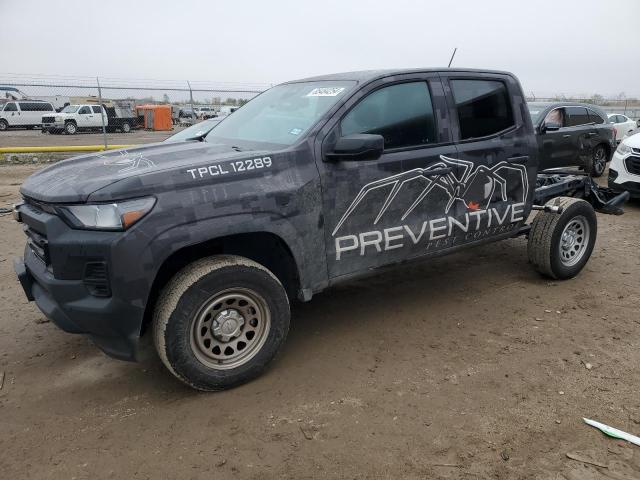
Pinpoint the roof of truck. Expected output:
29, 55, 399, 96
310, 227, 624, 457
288, 68, 515, 84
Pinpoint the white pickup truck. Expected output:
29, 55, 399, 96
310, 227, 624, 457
41, 104, 138, 135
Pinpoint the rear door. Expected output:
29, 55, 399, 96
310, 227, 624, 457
15, 102, 30, 126
565, 106, 595, 166
440, 73, 537, 244
316, 74, 461, 279
92, 105, 106, 127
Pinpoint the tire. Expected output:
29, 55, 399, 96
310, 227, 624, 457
120, 122, 131, 133
527, 197, 597, 280
64, 121, 77, 135
153, 255, 290, 391
0, 120, 8, 131
586, 144, 607, 177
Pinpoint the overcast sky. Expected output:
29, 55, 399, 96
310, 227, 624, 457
1, 0, 639, 97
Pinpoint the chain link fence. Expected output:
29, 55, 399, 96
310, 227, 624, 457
0, 74, 269, 149
1, 73, 638, 152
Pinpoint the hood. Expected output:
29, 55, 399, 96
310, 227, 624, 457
20, 141, 255, 203
623, 131, 640, 148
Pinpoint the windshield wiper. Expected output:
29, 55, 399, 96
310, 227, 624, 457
231, 145, 243, 152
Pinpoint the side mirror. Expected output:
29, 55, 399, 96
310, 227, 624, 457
541, 122, 561, 133
325, 134, 384, 161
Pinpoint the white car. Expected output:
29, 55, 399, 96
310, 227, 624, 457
608, 132, 640, 198
0, 100, 55, 131
608, 114, 636, 142
41, 104, 107, 134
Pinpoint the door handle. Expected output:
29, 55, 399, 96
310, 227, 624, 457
424, 167, 452, 176
563, 134, 571, 138
507, 155, 529, 164
586, 132, 597, 138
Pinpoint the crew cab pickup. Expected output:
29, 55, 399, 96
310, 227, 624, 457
42, 104, 138, 134
13, 69, 629, 391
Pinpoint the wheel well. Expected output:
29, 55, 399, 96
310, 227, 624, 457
141, 232, 300, 334
598, 142, 611, 160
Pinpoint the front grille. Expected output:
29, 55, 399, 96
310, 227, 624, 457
625, 155, 640, 175
83, 262, 111, 297
42, 116, 55, 124
24, 226, 49, 264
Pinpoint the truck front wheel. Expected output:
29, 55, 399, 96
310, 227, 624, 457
153, 255, 290, 391
64, 121, 77, 135
120, 122, 131, 133
527, 197, 597, 279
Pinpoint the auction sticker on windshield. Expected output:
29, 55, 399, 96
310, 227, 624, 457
307, 87, 345, 97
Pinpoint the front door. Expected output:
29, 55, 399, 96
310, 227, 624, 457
77, 105, 94, 128
316, 75, 461, 279
539, 107, 576, 168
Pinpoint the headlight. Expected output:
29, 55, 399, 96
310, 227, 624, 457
57, 197, 156, 230
616, 142, 632, 156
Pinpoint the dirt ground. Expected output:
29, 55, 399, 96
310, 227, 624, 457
0, 164, 639, 480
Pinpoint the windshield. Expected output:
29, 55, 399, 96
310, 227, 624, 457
61, 105, 80, 113
164, 118, 221, 143
527, 103, 548, 123
205, 81, 355, 146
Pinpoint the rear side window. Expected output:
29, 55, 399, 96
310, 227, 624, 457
450, 79, 514, 139
18, 102, 49, 111
565, 107, 590, 127
78, 106, 91, 114
588, 109, 605, 124
92, 106, 102, 114
341, 81, 437, 149
4, 102, 17, 112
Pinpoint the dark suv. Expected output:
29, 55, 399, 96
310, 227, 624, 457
528, 102, 615, 177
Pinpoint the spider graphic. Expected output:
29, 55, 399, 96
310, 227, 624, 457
101, 150, 156, 174
332, 155, 528, 236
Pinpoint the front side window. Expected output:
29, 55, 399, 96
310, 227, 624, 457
588, 109, 605, 124
565, 106, 590, 127
205, 80, 355, 146
340, 82, 436, 149
4, 102, 17, 112
544, 108, 565, 127
78, 106, 91, 114
450, 79, 514, 140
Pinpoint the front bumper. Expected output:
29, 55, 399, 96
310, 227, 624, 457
42, 122, 65, 131
608, 150, 640, 198
13, 201, 150, 361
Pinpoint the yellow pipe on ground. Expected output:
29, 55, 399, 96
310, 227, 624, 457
0, 145, 135, 153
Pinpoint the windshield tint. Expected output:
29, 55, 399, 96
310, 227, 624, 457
205, 81, 355, 146
61, 105, 80, 113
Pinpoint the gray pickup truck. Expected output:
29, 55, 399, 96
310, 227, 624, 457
13, 69, 628, 391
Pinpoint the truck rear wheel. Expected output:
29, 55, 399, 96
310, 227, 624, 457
527, 197, 597, 279
120, 122, 131, 133
0, 120, 8, 131
153, 255, 290, 391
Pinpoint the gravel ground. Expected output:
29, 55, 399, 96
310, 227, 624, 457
0, 164, 639, 480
